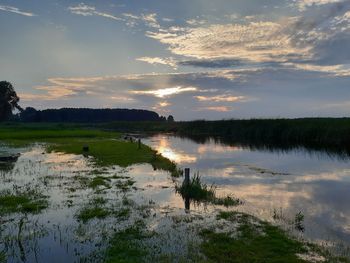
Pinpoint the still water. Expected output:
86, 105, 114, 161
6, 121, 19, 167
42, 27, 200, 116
144, 135, 350, 248
1, 135, 350, 262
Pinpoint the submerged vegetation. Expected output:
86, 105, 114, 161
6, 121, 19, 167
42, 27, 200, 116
0, 190, 48, 215
105, 221, 151, 263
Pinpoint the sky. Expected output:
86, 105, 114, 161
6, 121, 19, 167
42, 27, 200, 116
0, 0, 350, 120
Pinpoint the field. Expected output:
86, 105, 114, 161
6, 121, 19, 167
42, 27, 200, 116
0, 124, 348, 262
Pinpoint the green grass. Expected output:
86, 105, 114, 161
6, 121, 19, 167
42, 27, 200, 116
176, 174, 241, 206
209, 211, 350, 263
105, 221, 151, 263
205, 211, 307, 262
76, 206, 110, 222
0, 190, 48, 215
0, 125, 180, 175
213, 195, 242, 207
0, 251, 5, 263
176, 174, 216, 202
89, 176, 111, 189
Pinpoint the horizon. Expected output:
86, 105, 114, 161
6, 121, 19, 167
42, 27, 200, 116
1, 0, 350, 120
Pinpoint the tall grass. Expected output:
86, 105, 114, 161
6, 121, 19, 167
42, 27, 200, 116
104, 118, 350, 155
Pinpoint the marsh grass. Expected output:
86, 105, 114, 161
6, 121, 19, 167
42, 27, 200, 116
0, 190, 48, 215
176, 173, 215, 202
88, 176, 111, 189
212, 211, 350, 263
176, 173, 241, 206
77, 207, 110, 223
0, 251, 5, 263
105, 221, 152, 263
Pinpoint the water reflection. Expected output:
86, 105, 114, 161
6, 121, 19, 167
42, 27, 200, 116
144, 134, 350, 247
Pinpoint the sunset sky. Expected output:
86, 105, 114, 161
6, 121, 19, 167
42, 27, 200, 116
1, 0, 350, 120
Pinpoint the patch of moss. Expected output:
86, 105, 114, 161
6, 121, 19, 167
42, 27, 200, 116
0, 190, 48, 215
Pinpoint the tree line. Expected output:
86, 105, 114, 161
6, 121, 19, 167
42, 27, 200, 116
0, 81, 174, 122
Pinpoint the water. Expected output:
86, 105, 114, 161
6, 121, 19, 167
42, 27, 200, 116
1, 135, 350, 262
143, 135, 350, 248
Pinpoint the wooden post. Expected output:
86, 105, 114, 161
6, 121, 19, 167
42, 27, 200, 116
184, 168, 190, 186
138, 139, 141, 149
184, 168, 191, 212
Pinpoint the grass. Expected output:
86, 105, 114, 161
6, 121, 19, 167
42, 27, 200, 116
77, 206, 110, 223
208, 211, 307, 262
105, 221, 151, 263
76, 197, 131, 222
0, 125, 180, 176
176, 174, 216, 202
89, 176, 111, 189
0, 252, 5, 263
210, 211, 350, 263
0, 190, 48, 215
103, 118, 350, 155
176, 174, 241, 206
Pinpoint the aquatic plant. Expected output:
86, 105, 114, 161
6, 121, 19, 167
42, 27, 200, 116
0, 190, 48, 215
176, 173, 241, 207
176, 173, 216, 203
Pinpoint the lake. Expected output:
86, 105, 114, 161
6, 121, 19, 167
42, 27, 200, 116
144, 134, 350, 250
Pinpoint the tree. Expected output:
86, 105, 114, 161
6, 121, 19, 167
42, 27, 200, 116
0, 81, 23, 121
167, 115, 175, 122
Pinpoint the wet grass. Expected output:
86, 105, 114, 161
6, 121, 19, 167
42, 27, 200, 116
176, 174, 241, 206
0, 251, 5, 263
48, 138, 181, 176
89, 176, 111, 189
76, 196, 131, 223
213, 195, 242, 207
105, 221, 152, 263
211, 211, 350, 263
0, 125, 181, 176
0, 190, 48, 215
77, 206, 110, 223
176, 174, 216, 202
205, 211, 307, 262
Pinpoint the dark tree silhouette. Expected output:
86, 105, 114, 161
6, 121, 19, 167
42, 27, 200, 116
167, 115, 175, 122
20, 107, 166, 122
0, 81, 23, 121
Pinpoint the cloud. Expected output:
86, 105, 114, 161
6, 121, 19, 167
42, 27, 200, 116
146, 21, 312, 63
143, 1, 350, 72
136, 57, 177, 69
141, 13, 160, 28
294, 0, 346, 10
0, 5, 36, 17
195, 106, 233, 112
194, 95, 246, 102
131, 86, 198, 98
68, 3, 122, 21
